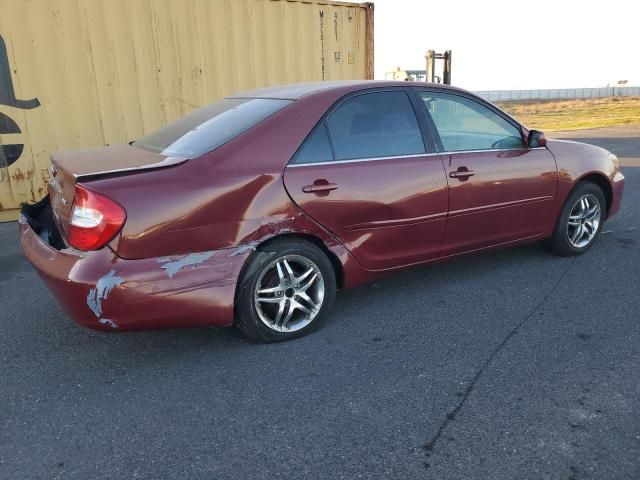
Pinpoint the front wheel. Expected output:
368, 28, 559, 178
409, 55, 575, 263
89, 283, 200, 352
544, 182, 606, 256
235, 238, 336, 342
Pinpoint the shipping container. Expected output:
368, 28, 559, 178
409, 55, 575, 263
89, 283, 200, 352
0, 0, 374, 221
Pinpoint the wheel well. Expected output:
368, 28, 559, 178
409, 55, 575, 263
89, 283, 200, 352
256, 233, 345, 289
579, 174, 612, 213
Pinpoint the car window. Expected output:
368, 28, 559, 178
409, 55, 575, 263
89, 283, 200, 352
419, 92, 524, 152
292, 123, 334, 164
133, 98, 291, 158
325, 91, 426, 160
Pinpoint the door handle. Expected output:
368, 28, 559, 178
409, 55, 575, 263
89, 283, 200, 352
302, 181, 338, 194
449, 168, 475, 180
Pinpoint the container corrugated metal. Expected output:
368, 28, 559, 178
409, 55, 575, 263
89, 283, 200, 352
0, 0, 374, 220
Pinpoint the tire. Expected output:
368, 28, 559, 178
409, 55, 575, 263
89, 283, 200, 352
544, 181, 606, 256
235, 238, 337, 342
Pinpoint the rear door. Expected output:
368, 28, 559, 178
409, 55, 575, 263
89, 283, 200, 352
283, 89, 449, 271
415, 90, 558, 255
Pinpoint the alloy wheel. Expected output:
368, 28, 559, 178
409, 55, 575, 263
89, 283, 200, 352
253, 255, 325, 332
567, 193, 601, 248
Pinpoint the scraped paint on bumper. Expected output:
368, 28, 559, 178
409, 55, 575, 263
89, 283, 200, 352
19, 217, 252, 331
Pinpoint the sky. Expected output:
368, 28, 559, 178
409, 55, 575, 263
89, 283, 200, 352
373, 0, 640, 90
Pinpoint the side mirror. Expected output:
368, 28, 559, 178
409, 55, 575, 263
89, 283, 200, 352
527, 130, 547, 148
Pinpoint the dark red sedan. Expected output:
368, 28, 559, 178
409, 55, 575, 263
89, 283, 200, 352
20, 81, 624, 341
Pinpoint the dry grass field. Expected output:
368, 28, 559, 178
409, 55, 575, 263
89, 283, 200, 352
496, 96, 640, 132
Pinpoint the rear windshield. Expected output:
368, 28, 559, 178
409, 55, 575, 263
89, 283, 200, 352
133, 98, 291, 158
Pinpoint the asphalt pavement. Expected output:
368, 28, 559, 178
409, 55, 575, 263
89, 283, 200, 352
1, 125, 639, 480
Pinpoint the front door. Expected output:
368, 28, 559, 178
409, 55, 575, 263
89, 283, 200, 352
415, 90, 558, 255
284, 89, 449, 271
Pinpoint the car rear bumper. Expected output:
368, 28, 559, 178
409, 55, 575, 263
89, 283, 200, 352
608, 170, 625, 219
19, 199, 252, 331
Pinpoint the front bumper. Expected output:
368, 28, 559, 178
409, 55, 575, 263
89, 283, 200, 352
19, 199, 252, 331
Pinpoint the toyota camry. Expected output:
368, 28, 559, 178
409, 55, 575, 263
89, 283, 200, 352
20, 81, 625, 342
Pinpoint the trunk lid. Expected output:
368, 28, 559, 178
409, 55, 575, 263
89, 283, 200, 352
48, 144, 185, 239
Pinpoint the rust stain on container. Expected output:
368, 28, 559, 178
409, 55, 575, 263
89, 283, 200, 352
11, 168, 33, 182
0, 0, 373, 220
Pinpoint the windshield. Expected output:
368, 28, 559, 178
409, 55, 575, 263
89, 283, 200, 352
133, 98, 291, 158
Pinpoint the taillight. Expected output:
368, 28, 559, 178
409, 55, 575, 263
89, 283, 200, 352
67, 185, 126, 251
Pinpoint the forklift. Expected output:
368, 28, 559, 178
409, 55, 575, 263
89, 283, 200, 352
384, 50, 452, 84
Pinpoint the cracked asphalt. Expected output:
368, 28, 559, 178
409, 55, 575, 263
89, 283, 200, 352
1, 125, 639, 480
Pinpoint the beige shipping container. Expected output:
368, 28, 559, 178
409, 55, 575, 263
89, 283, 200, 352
0, 0, 374, 221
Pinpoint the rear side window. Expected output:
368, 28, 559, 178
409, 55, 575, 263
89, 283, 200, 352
326, 91, 426, 160
133, 98, 291, 158
419, 92, 523, 151
293, 123, 334, 164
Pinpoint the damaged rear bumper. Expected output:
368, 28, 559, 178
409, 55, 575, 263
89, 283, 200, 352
19, 198, 252, 331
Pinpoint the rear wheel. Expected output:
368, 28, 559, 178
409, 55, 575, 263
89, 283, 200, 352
545, 182, 606, 256
235, 238, 336, 342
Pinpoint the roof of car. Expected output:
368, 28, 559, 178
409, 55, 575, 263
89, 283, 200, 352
228, 80, 467, 100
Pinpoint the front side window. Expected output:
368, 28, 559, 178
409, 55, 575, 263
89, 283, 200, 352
133, 98, 291, 158
325, 91, 426, 160
419, 92, 524, 152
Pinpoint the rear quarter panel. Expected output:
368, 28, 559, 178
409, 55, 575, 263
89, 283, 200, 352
85, 96, 324, 259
